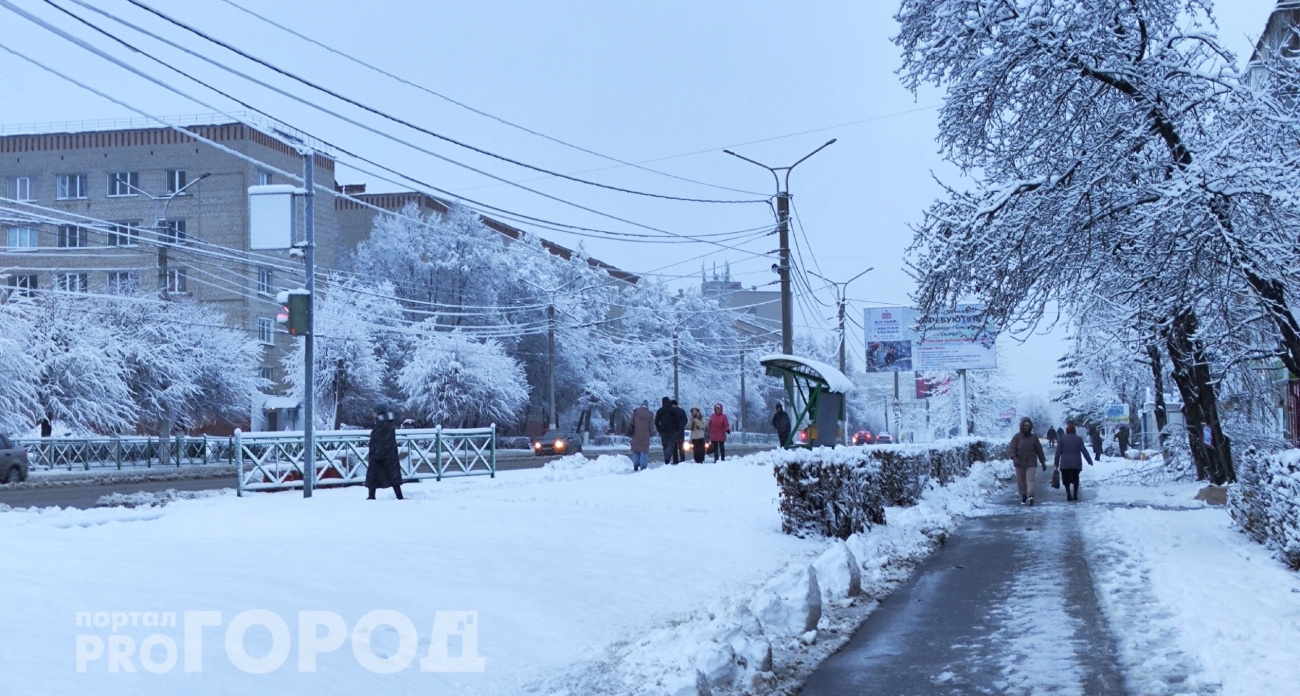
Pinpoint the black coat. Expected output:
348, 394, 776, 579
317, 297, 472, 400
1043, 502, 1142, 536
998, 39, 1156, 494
366, 415, 403, 488
655, 406, 677, 436
772, 409, 791, 434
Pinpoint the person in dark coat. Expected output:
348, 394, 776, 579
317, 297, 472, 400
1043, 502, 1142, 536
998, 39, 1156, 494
655, 397, 681, 465
772, 403, 792, 449
1116, 425, 1130, 458
1010, 417, 1046, 505
1046, 426, 1058, 449
1053, 424, 1093, 501
366, 405, 403, 500
39, 418, 51, 438
1088, 427, 1104, 461
670, 400, 688, 464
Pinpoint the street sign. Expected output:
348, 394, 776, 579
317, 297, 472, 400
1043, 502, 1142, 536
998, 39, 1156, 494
1104, 404, 1131, 424
248, 184, 296, 249
1203, 423, 1213, 447
864, 305, 996, 372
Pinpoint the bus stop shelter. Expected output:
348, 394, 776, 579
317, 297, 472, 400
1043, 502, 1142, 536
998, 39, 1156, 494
760, 354, 853, 447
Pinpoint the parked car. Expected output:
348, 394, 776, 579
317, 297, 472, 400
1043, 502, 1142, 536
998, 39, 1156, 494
0, 434, 29, 484
683, 434, 714, 456
875, 433, 895, 445
532, 431, 583, 456
852, 431, 875, 446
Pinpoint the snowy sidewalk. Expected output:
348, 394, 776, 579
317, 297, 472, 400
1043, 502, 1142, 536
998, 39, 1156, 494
801, 465, 1127, 696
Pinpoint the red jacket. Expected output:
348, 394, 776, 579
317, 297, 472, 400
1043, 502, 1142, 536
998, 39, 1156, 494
708, 412, 730, 442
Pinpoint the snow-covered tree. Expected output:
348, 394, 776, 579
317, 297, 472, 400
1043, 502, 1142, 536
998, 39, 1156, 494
23, 295, 135, 434
399, 329, 530, 428
283, 279, 405, 429
0, 300, 40, 434
892, 0, 1300, 482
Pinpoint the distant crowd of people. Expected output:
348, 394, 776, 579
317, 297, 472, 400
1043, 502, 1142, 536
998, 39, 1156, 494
622, 398, 795, 472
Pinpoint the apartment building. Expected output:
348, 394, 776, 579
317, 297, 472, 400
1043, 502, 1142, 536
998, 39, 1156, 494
0, 118, 340, 429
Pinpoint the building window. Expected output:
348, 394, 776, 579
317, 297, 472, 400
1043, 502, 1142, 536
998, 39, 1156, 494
257, 170, 272, 186
6, 274, 37, 298
166, 169, 187, 195
6, 226, 37, 251
259, 366, 275, 383
57, 225, 88, 248
107, 222, 140, 247
166, 268, 188, 294
159, 219, 186, 244
107, 271, 138, 294
258, 317, 275, 345
53, 273, 88, 293
9, 176, 33, 201
107, 172, 140, 197
257, 267, 272, 295
56, 174, 88, 200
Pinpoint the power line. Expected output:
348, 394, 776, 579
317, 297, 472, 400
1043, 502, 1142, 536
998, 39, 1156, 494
107, 0, 766, 206
212, 0, 768, 199
15, 0, 779, 257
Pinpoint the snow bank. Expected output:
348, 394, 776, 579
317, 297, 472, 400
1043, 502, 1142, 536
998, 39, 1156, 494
532, 457, 1006, 695
1228, 448, 1300, 569
769, 439, 1005, 538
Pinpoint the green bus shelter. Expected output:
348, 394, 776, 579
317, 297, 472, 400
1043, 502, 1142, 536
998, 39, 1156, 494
760, 354, 853, 448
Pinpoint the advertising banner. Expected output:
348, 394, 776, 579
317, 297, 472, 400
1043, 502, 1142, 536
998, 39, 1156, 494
1104, 404, 1131, 424
864, 305, 997, 372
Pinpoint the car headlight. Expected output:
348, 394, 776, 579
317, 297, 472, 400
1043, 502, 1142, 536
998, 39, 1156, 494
555, 439, 566, 450
533, 442, 541, 449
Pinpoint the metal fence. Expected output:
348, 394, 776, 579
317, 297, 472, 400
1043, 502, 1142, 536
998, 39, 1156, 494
235, 427, 495, 495
14, 435, 236, 470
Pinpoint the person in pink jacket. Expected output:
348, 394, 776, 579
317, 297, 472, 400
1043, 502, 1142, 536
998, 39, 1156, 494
708, 403, 731, 462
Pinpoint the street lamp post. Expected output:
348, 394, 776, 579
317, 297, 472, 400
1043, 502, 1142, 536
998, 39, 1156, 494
117, 173, 210, 299
723, 140, 836, 360
808, 267, 874, 445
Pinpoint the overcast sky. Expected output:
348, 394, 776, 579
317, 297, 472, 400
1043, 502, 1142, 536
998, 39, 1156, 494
0, 0, 1281, 399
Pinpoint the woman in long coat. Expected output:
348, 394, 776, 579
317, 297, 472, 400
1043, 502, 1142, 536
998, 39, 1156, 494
628, 401, 654, 471
1053, 424, 1093, 501
708, 403, 730, 462
1009, 417, 1046, 505
366, 405, 404, 500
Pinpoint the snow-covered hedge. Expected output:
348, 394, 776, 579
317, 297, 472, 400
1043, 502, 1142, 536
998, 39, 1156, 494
1228, 449, 1300, 570
772, 439, 1006, 539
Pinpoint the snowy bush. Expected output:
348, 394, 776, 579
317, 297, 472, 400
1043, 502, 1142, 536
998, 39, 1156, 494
772, 440, 1005, 539
1228, 449, 1300, 570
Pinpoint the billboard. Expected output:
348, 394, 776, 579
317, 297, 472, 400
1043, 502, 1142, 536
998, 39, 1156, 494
864, 305, 997, 372
1104, 404, 1130, 424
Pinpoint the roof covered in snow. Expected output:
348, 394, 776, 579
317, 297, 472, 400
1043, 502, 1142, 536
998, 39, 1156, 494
757, 354, 854, 394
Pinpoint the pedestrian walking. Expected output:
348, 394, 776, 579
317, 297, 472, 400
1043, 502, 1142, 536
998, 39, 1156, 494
671, 399, 688, 464
1116, 424, 1130, 458
708, 403, 731, 462
688, 406, 708, 464
1053, 424, 1093, 501
1010, 417, 1046, 505
365, 404, 403, 500
1088, 426, 1104, 461
655, 397, 684, 465
1046, 426, 1058, 450
628, 401, 653, 471
772, 403, 792, 449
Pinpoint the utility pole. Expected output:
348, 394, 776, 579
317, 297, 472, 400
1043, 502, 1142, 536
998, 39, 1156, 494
547, 303, 556, 430
302, 151, 316, 498
739, 344, 747, 444
673, 335, 680, 402
725, 140, 837, 364
808, 268, 873, 445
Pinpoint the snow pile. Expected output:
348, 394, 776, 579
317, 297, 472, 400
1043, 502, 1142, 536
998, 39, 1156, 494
94, 488, 233, 508
536, 460, 1006, 695
1228, 448, 1300, 569
769, 439, 1005, 539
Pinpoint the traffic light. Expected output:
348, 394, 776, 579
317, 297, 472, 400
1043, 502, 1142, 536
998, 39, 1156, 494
275, 289, 310, 335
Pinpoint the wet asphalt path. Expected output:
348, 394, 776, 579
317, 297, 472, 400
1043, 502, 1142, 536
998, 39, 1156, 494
800, 464, 1128, 696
